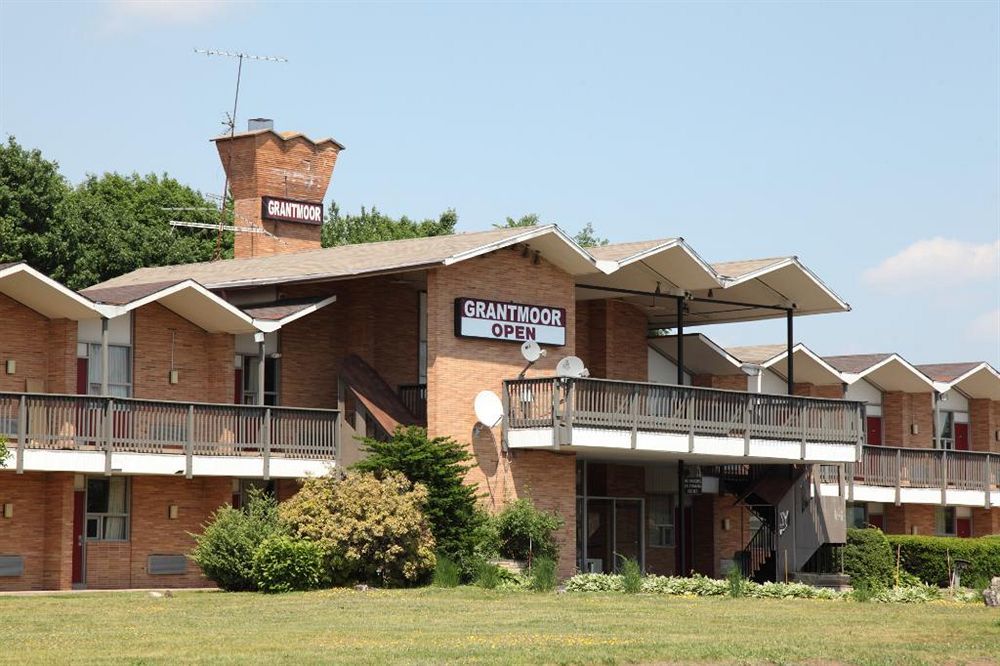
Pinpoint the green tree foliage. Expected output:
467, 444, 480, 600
0, 136, 227, 289
279, 471, 436, 587
353, 426, 482, 567
321, 201, 457, 247
0, 136, 71, 275
189, 489, 287, 592
495, 214, 608, 247
481, 497, 564, 563
0, 436, 8, 468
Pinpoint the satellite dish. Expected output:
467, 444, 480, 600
556, 356, 590, 378
520, 340, 545, 363
474, 390, 504, 427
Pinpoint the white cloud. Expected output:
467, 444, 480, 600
863, 237, 999, 293
968, 308, 1000, 344
102, 1, 232, 30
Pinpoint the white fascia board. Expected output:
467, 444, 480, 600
856, 354, 936, 391
612, 238, 724, 289
253, 294, 338, 333
442, 224, 599, 274
0, 262, 104, 319
720, 257, 851, 312
101, 279, 257, 331
761, 343, 844, 381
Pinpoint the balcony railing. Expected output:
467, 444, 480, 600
503, 377, 865, 450
819, 445, 998, 506
398, 384, 427, 422
0, 392, 340, 475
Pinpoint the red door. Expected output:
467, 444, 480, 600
954, 423, 970, 451
71, 490, 85, 585
869, 514, 884, 530
957, 517, 972, 538
866, 417, 883, 446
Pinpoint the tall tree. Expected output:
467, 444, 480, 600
322, 202, 458, 247
0, 136, 71, 275
495, 213, 608, 247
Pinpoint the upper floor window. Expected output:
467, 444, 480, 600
87, 344, 132, 397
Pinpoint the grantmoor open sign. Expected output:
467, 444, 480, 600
454, 297, 566, 346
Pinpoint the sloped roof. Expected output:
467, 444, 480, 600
824, 354, 893, 374
82, 280, 185, 305
0, 262, 103, 320
589, 239, 678, 262
726, 344, 788, 365
87, 225, 596, 291
915, 362, 982, 382
711, 257, 789, 279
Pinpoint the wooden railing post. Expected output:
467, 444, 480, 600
334, 409, 343, 463
551, 379, 561, 449
500, 382, 510, 451
686, 390, 695, 453
848, 458, 855, 501
800, 403, 807, 460
743, 394, 751, 457
262, 408, 271, 480
940, 449, 948, 506
185, 404, 194, 479
985, 453, 993, 510
16, 394, 26, 474
629, 385, 639, 450
564, 381, 574, 448
894, 447, 901, 506
104, 398, 114, 476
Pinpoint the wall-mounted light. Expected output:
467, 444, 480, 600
168, 370, 179, 385
2, 503, 13, 519
721, 518, 732, 531
234, 355, 243, 370
910, 424, 919, 435
5, 359, 15, 375
168, 505, 179, 520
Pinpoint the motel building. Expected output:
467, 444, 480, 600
1, 123, 998, 591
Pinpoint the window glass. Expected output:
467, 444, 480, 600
846, 503, 867, 529
88, 344, 132, 397
85, 477, 129, 541
649, 494, 674, 547
935, 507, 956, 536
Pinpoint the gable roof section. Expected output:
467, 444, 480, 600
0, 262, 103, 320
825, 353, 934, 393
917, 362, 1000, 400
729, 343, 843, 385
87, 225, 599, 292
243, 295, 339, 333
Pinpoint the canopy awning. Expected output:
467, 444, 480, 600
648, 333, 742, 376
0, 262, 103, 320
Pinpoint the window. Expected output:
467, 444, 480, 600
242, 356, 279, 405
86, 477, 129, 541
846, 503, 867, 529
87, 344, 132, 397
649, 494, 675, 547
935, 507, 956, 536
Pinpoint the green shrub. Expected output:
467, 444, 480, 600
620, 557, 643, 594
726, 566, 747, 598
475, 562, 503, 589
489, 498, 563, 563
564, 573, 623, 592
0, 436, 8, 468
252, 535, 324, 593
354, 427, 483, 571
280, 471, 436, 587
190, 488, 287, 592
850, 579, 878, 603
432, 555, 461, 588
529, 557, 557, 592
886, 534, 1000, 587
842, 528, 893, 590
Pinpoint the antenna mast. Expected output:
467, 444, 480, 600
192, 48, 288, 258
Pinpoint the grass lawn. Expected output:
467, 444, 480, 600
1, 587, 998, 665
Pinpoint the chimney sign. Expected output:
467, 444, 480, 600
455, 297, 566, 346
261, 196, 324, 225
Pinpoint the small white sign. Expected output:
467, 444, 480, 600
455, 297, 566, 346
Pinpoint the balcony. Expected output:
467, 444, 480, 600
0, 392, 340, 479
819, 446, 1000, 509
503, 377, 864, 463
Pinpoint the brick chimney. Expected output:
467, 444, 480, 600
213, 121, 344, 259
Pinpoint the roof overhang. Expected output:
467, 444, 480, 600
582, 239, 722, 298
0, 263, 103, 320
760, 344, 844, 386
444, 224, 599, 277
937, 363, 1000, 400
648, 334, 744, 376
101, 280, 258, 334
250, 295, 339, 333
842, 355, 935, 393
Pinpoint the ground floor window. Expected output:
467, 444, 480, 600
648, 494, 675, 547
86, 476, 129, 540
847, 502, 884, 530
935, 507, 957, 536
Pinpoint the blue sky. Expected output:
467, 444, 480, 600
1, 1, 997, 365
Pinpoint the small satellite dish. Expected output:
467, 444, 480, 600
474, 390, 504, 427
556, 356, 590, 378
520, 340, 546, 363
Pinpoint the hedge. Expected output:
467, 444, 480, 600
842, 528, 894, 589
886, 534, 1000, 588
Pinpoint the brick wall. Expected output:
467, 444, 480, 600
41, 473, 74, 590
0, 294, 77, 394
575, 300, 647, 381
132, 303, 234, 404
426, 246, 578, 576
690, 494, 751, 578
972, 508, 1000, 536
216, 131, 341, 259
882, 392, 933, 448
969, 399, 999, 453
882, 504, 936, 536
0, 472, 75, 591
692, 374, 748, 391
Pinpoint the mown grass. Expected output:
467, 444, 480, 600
0, 587, 998, 665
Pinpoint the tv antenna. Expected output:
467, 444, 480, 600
178, 48, 288, 259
